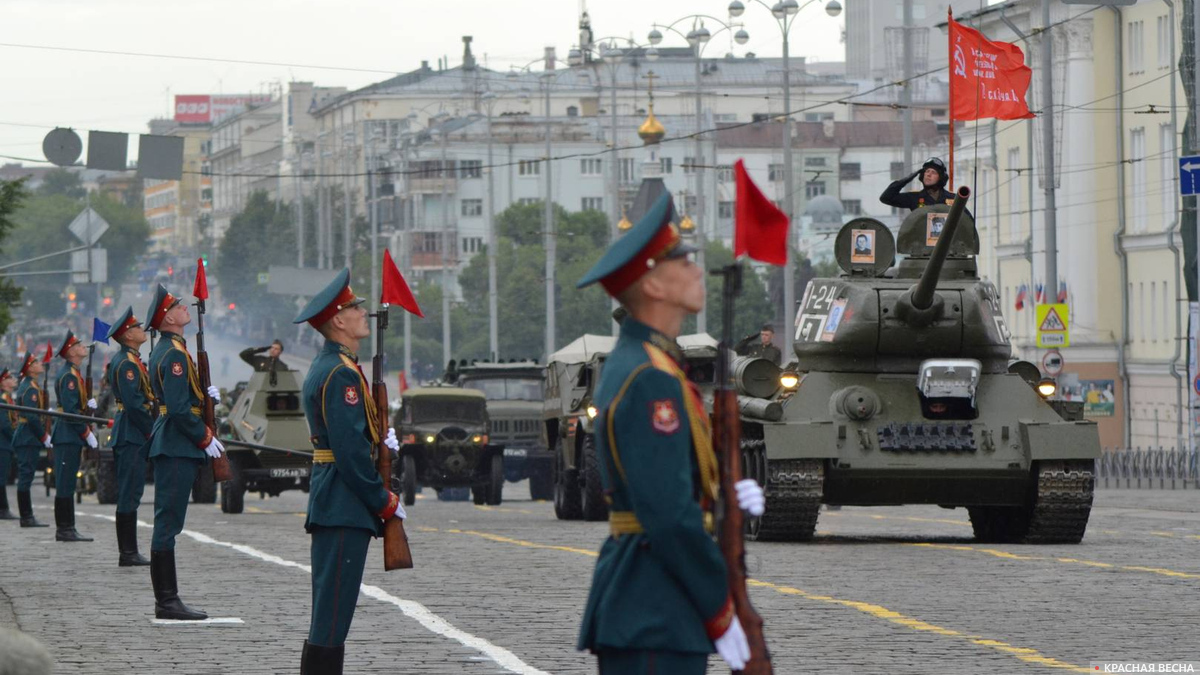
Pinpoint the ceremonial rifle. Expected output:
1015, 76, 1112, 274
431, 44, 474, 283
82, 318, 109, 464
39, 341, 53, 469
192, 259, 232, 482
374, 249, 419, 570
712, 262, 773, 675
0, 401, 114, 427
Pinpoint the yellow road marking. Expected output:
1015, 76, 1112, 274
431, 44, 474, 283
243, 505, 306, 518
474, 505, 538, 516
911, 543, 1200, 580
823, 511, 972, 527
419, 526, 1088, 672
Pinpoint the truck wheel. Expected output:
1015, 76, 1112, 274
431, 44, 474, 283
472, 485, 487, 505
580, 434, 608, 522
220, 462, 245, 514
402, 455, 417, 506
96, 453, 118, 505
528, 461, 553, 501
192, 464, 217, 504
487, 454, 504, 505
553, 442, 582, 520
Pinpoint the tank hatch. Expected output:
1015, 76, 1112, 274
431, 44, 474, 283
895, 203, 980, 280
833, 218, 896, 277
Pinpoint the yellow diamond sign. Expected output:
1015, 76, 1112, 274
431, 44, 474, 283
1036, 303, 1070, 348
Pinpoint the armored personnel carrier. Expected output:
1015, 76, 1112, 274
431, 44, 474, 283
218, 368, 313, 513
451, 360, 551, 500
738, 188, 1098, 544
394, 386, 502, 505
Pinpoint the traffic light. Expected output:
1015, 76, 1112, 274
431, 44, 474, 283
102, 297, 113, 307
69, 302, 77, 310
201, 254, 209, 267
67, 292, 76, 301
227, 302, 236, 311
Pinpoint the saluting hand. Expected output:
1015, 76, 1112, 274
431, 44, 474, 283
735, 478, 765, 516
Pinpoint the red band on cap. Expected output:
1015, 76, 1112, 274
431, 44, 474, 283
599, 224, 682, 297
307, 284, 358, 328
58, 335, 80, 358
149, 292, 177, 330
112, 314, 140, 340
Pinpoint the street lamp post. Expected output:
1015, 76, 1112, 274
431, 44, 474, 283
648, 16, 749, 334
482, 93, 500, 360
729, 0, 841, 342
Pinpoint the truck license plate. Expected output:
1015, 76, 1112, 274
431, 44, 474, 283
503, 448, 527, 457
270, 468, 309, 478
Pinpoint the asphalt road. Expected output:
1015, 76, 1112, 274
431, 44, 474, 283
2, 484, 1199, 674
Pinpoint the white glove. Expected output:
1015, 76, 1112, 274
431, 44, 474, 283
393, 501, 407, 521
206, 385, 221, 402
42, 435, 53, 449
86, 398, 97, 410
84, 430, 98, 449
735, 478, 766, 517
203, 437, 225, 458
384, 427, 399, 453
714, 616, 750, 671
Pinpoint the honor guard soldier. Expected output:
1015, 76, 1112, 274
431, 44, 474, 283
0, 367, 19, 520
106, 307, 154, 566
145, 285, 224, 620
51, 330, 99, 542
575, 193, 765, 674
293, 269, 403, 675
12, 351, 51, 528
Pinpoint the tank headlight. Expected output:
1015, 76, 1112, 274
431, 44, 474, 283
779, 373, 800, 390
425, 435, 436, 444
47, 467, 53, 474
586, 405, 598, 419
1036, 378, 1057, 399
472, 435, 483, 444
76, 471, 83, 478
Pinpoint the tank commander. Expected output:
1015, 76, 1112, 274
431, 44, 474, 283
240, 339, 288, 373
879, 156, 957, 212
735, 324, 782, 365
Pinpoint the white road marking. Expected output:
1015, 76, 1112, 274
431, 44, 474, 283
82, 511, 551, 675
151, 618, 244, 626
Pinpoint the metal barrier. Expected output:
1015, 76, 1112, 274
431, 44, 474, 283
1095, 447, 1200, 489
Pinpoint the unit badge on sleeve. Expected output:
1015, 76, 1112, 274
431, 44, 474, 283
651, 399, 680, 434
344, 386, 360, 406
171, 362, 184, 377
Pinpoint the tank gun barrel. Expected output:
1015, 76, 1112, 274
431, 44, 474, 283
911, 186, 971, 310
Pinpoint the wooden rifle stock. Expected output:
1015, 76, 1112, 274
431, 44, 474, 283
194, 299, 232, 482
712, 264, 772, 675
373, 307, 412, 570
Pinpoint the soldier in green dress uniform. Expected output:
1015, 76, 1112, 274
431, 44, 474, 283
144, 285, 225, 620
106, 307, 154, 566
12, 351, 50, 528
0, 367, 20, 521
50, 330, 99, 542
293, 268, 404, 675
575, 193, 765, 675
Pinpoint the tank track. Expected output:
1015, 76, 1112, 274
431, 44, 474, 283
968, 460, 1094, 544
743, 439, 824, 542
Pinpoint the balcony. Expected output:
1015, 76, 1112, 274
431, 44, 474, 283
408, 176, 458, 194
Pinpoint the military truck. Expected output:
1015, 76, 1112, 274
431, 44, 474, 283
735, 189, 1099, 544
394, 386, 503, 505
217, 367, 313, 514
544, 334, 616, 521
450, 361, 551, 500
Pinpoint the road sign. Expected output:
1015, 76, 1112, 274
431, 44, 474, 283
1180, 156, 1200, 196
257, 273, 270, 285
1036, 303, 1070, 348
67, 207, 110, 246
70, 248, 107, 284
1043, 349, 1064, 376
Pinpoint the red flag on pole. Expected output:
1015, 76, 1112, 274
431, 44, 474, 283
381, 249, 423, 318
193, 257, 209, 300
42, 341, 53, 364
948, 16, 1035, 121
733, 159, 789, 266
398, 371, 409, 393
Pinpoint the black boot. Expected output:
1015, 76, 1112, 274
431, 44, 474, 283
116, 511, 150, 566
300, 640, 345, 675
150, 550, 207, 620
17, 491, 47, 528
54, 498, 92, 542
0, 488, 18, 520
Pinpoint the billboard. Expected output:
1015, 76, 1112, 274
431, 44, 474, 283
173, 94, 273, 124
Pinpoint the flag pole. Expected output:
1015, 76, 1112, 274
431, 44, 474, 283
948, 7, 955, 189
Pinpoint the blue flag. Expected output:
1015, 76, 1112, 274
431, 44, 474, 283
92, 317, 111, 345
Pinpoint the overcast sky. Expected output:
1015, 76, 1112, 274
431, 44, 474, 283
0, 0, 858, 165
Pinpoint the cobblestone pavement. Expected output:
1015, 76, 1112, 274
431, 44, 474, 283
2, 482, 1199, 674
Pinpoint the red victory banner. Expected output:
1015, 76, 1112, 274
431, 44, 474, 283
381, 249, 423, 318
733, 159, 789, 266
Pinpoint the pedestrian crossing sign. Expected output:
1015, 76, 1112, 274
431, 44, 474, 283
1036, 303, 1070, 348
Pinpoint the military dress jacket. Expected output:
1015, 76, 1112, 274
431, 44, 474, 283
0, 392, 15, 451
301, 340, 391, 536
108, 345, 155, 447
147, 333, 211, 460
51, 362, 90, 447
12, 376, 48, 448
578, 318, 732, 656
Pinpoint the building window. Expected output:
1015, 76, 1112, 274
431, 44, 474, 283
1139, 282, 1145, 342
619, 158, 636, 183
461, 199, 483, 217
518, 159, 541, 176
931, 108, 947, 117
459, 160, 482, 178
713, 113, 737, 122
717, 165, 734, 183
804, 156, 826, 167
415, 232, 441, 253
518, 197, 539, 206
1151, 281, 1158, 342
1131, 127, 1147, 232
1162, 280, 1170, 340
580, 158, 602, 176
839, 162, 861, 181
890, 161, 907, 180
803, 112, 834, 122
683, 156, 697, 174
660, 157, 673, 174
1128, 20, 1144, 73
1157, 15, 1171, 69
805, 181, 826, 199
461, 236, 483, 255
768, 164, 785, 182
1007, 147, 1021, 242
1161, 124, 1176, 228
581, 197, 604, 212
841, 199, 861, 215
718, 201, 734, 219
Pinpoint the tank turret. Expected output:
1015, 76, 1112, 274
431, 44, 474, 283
893, 186, 971, 327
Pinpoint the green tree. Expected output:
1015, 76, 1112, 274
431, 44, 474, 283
0, 180, 29, 334
37, 169, 86, 200
216, 191, 297, 332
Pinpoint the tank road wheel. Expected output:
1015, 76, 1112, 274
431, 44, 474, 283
969, 461, 1094, 544
580, 434, 608, 522
192, 464, 217, 504
487, 454, 504, 505
553, 441, 583, 521
472, 485, 488, 505
528, 461, 554, 501
750, 458, 824, 542
402, 455, 418, 506
220, 460, 246, 514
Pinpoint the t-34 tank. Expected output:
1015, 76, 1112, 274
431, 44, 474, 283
740, 187, 1098, 544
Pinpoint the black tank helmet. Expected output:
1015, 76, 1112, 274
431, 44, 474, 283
920, 156, 949, 190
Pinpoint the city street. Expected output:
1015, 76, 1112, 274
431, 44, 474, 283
2, 484, 1198, 674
